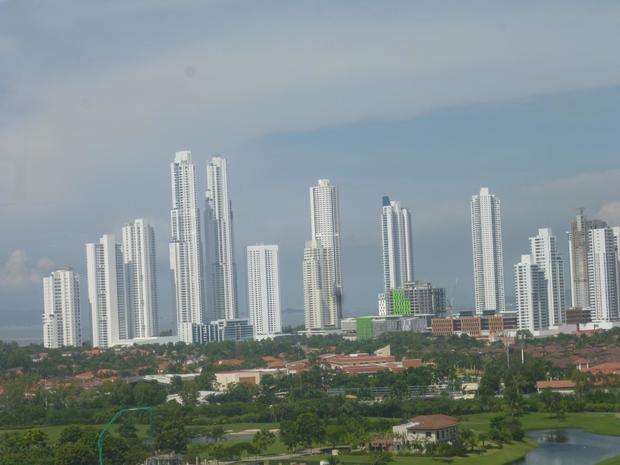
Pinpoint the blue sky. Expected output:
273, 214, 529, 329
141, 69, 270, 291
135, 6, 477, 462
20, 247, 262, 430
1, 1, 620, 342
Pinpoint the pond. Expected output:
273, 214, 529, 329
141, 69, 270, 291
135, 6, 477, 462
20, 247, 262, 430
514, 429, 620, 465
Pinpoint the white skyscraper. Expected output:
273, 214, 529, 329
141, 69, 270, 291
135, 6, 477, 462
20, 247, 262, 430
309, 179, 343, 323
588, 228, 619, 322
205, 156, 238, 321
514, 255, 549, 332
170, 151, 206, 343
246, 244, 282, 339
43, 268, 81, 348
86, 234, 127, 348
303, 239, 337, 330
529, 228, 566, 326
379, 196, 414, 314
568, 210, 607, 309
471, 187, 506, 314
122, 219, 159, 339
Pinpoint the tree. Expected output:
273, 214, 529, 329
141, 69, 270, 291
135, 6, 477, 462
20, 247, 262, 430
118, 422, 138, 440
458, 428, 478, 453
370, 451, 393, 465
296, 413, 325, 452
279, 420, 299, 451
0, 430, 53, 465
179, 382, 199, 407
54, 426, 133, 465
540, 390, 566, 419
489, 415, 524, 444
207, 425, 225, 443
155, 420, 188, 454
252, 428, 276, 455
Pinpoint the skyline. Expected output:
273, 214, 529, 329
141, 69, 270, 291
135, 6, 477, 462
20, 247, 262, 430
2, 1, 620, 341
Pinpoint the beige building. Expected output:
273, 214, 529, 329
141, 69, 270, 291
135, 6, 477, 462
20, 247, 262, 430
214, 368, 283, 391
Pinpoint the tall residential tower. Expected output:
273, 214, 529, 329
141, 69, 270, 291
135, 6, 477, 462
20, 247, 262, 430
43, 268, 81, 348
246, 244, 282, 339
308, 179, 343, 325
379, 196, 414, 314
514, 255, 549, 332
170, 151, 206, 343
122, 219, 159, 339
529, 228, 566, 326
303, 240, 337, 330
588, 227, 620, 322
471, 187, 506, 314
205, 156, 238, 321
86, 234, 127, 348
568, 210, 607, 309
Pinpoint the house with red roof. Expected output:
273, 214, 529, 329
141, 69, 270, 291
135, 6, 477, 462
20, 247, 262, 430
393, 415, 459, 444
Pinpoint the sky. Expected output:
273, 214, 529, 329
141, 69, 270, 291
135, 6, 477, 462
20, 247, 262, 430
1, 0, 620, 342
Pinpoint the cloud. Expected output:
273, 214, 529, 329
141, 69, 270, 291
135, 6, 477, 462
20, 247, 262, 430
597, 201, 620, 226
0, 250, 54, 289
2, 1, 620, 211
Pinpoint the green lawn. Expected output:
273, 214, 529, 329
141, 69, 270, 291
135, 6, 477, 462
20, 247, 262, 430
461, 412, 620, 436
0, 423, 154, 442
271, 440, 536, 465
597, 455, 620, 465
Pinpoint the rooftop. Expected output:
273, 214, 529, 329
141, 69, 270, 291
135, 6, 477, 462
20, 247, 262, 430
406, 415, 459, 430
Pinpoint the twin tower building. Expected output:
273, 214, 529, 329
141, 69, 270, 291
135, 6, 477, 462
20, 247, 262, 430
170, 151, 282, 344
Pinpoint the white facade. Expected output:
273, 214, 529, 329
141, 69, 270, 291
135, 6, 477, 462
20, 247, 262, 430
471, 187, 506, 314
205, 156, 238, 321
170, 151, 206, 343
309, 179, 343, 324
568, 211, 607, 309
530, 228, 566, 326
380, 196, 414, 313
86, 234, 127, 348
303, 239, 338, 330
514, 254, 549, 332
43, 269, 81, 348
122, 219, 159, 339
247, 244, 282, 339
588, 228, 619, 322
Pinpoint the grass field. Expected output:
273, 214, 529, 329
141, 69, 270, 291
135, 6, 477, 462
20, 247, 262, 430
1, 411, 618, 464
597, 455, 620, 465
270, 440, 536, 465
461, 412, 620, 437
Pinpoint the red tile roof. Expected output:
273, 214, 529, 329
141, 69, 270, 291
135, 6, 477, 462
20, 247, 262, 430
536, 380, 576, 390
408, 415, 459, 430
582, 362, 620, 376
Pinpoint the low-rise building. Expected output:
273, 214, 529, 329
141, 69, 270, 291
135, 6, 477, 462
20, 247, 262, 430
214, 368, 283, 391
431, 313, 517, 338
393, 415, 459, 444
535, 380, 576, 394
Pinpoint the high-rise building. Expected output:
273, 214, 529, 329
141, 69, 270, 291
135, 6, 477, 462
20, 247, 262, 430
86, 234, 127, 348
42, 268, 81, 348
529, 228, 566, 326
379, 196, 414, 314
122, 219, 159, 339
470, 187, 506, 314
205, 156, 238, 321
303, 239, 338, 330
403, 281, 446, 317
170, 151, 206, 343
309, 179, 343, 323
588, 228, 619, 322
246, 244, 282, 339
514, 255, 549, 332
568, 210, 607, 309
381, 196, 414, 289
